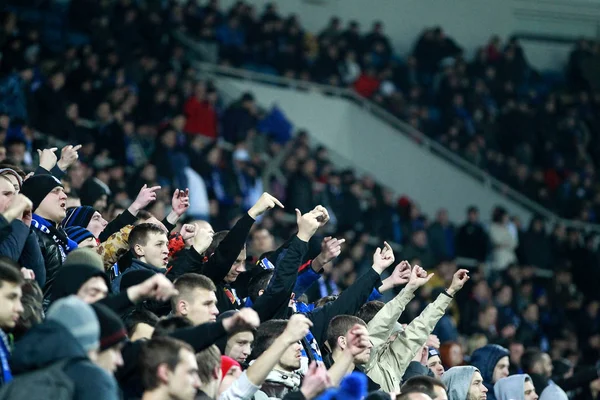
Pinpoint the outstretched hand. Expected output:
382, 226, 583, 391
406, 265, 434, 290
372, 241, 395, 274
447, 269, 470, 296
57, 144, 82, 170
171, 188, 190, 216
296, 206, 327, 242
301, 362, 331, 400
130, 184, 161, 214
248, 192, 284, 219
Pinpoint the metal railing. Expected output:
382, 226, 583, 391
175, 30, 600, 233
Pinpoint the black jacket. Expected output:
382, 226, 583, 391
32, 224, 69, 302
168, 213, 255, 314
0, 220, 45, 287
10, 320, 119, 400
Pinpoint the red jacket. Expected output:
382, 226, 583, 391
183, 96, 218, 138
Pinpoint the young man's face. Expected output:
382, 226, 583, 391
0, 280, 23, 329
278, 341, 303, 372
428, 355, 445, 378
493, 356, 510, 383
96, 343, 124, 374
523, 379, 539, 400
224, 248, 246, 283
86, 211, 108, 238
179, 288, 218, 325
0, 177, 15, 213
77, 277, 109, 304
225, 331, 254, 363
468, 371, 488, 400
37, 186, 67, 223
167, 349, 201, 400
137, 232, 169, 268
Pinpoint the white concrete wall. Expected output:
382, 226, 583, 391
215, 77, 534, 223
219, 0, 600, 71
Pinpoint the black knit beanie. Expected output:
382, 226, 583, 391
20, 174, 63, 212
80, 178, 111, 207
91, 303, 128, 351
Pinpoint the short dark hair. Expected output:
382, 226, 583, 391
140, 337, 195, 391
152, 316, 193, 338
248, 270, 272, 303
123, 308, 159, 337
129, 223, 167, 252
172, 273, 216, 311
401, 376, 446, 398
0, 257, 23, 288
326, 315, 366, 351
521, 349, 544, 373
135, 210, 154, 224
250, 319, 287, 360
356, 301, 385, 324
196, 345, 221, 383
314, 295, 338, 308
206, 230, 229, 256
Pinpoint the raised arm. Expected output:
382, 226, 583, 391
202, 193, 283, 283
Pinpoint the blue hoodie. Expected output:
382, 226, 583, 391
470, 344, 510, 400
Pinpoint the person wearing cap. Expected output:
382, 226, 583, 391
20, 174, 75, 302
470, 344, 510, 400
364, 265, 470, 392
442, 366, 488, 400
61, 205, 108, 240
494, 374, 539, 400
92, 303, 128, 374
65, 226, 98, 248
428, 347, 446, 379
0, 168, 45, 287
8, 296, 119, 400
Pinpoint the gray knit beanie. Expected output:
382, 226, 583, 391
46, 295, 100, 352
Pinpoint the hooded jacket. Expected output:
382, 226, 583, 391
470, 344, 510, 400
442, 366, 479, 400
10, 320, 118, 400
494, 374, 532, 400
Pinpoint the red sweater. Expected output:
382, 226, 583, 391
183, 96, 218, 138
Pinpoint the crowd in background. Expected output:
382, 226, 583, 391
0, 0, 599, 400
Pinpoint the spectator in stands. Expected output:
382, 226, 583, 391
402, 375, 449, 400
470, 344, 511, 400
20, 175, 71, 300
8, 296, 119, 399
92, 303, 128, 374
0, 259, 24, 386
494, 374, 539, 400
454, 205, 489, 264
139, 337, 200, 400
489, 206, 517, 273
172, 273, 219, 325
402, 229, 435, 270
112, 223, 168, 292
428, 208, 456, 263
427, 348, 446, 379
442, 366, 487, 400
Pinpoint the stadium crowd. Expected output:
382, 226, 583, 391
180, 0, 600, 222
0, 0, 599, 400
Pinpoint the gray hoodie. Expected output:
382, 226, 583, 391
494, 374, 531, 400
442, 366, 479, 400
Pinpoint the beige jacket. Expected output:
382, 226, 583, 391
365, 288, 453, 392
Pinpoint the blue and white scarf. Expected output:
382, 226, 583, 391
0, 329, 12, 384
31, 214, 77, 261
